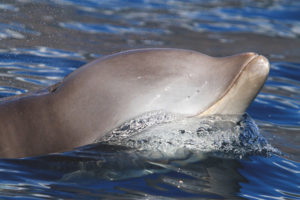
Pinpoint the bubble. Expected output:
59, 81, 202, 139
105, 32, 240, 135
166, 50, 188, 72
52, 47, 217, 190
97, 112, 279, 159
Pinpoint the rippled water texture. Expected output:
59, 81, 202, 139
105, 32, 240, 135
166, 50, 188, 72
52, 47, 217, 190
0, 0, 299, 199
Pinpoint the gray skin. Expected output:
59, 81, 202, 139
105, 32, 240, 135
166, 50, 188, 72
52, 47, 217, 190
0, 48, 270, 158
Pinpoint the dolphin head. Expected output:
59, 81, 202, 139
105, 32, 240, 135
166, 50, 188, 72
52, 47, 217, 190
60, 49, 270, 120
0, 48, 270, 158
109, 49, 270, 117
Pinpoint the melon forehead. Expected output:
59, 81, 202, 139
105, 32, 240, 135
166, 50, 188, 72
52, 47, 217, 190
75, 49, 260, 116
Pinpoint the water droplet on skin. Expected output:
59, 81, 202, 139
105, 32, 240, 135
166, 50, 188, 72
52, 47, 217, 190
164, 86, 170, 91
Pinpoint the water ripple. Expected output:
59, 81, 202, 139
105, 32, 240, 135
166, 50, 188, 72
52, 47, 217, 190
0, 47, 85, 97
0, 23, 39, 40
59, 22, 169, 35
38, 0, 300, 39
11, 0, 297, 40
239, 156, 300, 200
0, 3, 19, 12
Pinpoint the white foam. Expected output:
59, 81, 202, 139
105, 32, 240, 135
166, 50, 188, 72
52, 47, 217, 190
98, 112, 279, 159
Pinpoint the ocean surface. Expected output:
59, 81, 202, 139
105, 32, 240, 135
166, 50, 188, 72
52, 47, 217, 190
0, 0, 299, 199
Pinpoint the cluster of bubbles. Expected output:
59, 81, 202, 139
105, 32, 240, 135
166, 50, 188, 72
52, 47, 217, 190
98, 111, 279, 160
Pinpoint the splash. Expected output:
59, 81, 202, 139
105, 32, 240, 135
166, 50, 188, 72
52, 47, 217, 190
98, 112, 278, 159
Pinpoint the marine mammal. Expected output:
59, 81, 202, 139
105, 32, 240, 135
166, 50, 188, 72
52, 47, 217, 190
0, 48, 270, 158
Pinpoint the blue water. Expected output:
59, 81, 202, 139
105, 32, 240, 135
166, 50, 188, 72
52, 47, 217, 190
0, 0, 299, 199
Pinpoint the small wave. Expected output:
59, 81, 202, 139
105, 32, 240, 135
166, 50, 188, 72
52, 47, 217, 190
58, 113, 279, 181
98, 112, 279, 159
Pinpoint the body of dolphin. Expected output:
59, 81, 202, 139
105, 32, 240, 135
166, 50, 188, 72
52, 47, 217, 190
0, 48, 269, 158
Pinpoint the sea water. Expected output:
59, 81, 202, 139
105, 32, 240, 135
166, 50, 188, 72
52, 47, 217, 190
0, 0, 299, 199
